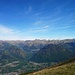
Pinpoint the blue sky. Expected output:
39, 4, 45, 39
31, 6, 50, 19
0, 0, 75, 40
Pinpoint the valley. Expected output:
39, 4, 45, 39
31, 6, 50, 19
0, 39, 75, 75
25, 58, 75, 75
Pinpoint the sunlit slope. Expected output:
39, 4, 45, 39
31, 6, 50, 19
27, 58, 75, 75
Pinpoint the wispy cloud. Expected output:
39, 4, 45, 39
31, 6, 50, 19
0, 25, 23, 40
59, 25, 72, 29
42, 25, 50, 29
49, 16, 63, 23
60, 25, 72, 29
28, 6, 32, 13
30, 25, 50, 32
33, 21, 43, 26
0, 25, 20, 34
0, 25, 14, 34
54, 25, 72, 31
24, 6, 33, 15
69, 19, 75, 22
34, 12, 43, 16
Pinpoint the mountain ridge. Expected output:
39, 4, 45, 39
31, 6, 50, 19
30, 44, 75, 63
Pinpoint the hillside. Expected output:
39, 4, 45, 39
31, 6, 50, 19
30, 44, 75, 63
21, 58, 75, 75
0, 42, 26, 62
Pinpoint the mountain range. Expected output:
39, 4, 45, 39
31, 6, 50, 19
0, 39, 75, 74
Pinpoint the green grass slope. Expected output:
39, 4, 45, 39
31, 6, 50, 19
21, 58, 75, 75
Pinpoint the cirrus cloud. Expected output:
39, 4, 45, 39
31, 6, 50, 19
0, 25, 13, 34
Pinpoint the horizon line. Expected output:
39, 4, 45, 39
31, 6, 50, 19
0, 38, 75, 41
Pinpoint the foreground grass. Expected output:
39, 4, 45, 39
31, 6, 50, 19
20, 58, 75, 75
